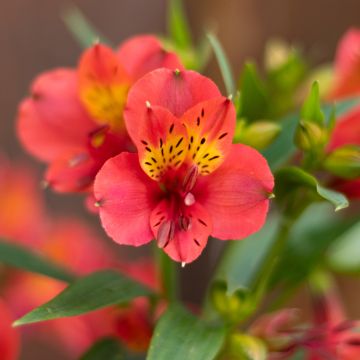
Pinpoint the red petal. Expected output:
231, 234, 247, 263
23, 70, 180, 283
328, 105, 360, 150
0, 299, 19, 360
78, 44, 130, 130
150, 200, 212, 263
17, 69, 94, 161
195, 144, 274, 239
331, 28, 360, 99
125, 68, 221, 124
117, 34, 184, 81
94, 153, 161, 246
181, 97, 236, 174
45, 152, 99, 193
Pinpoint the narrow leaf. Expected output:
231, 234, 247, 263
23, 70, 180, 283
275, 166, 349, 211
14, 270, 152, 326
207, 33, 235, 95
61, 5, 111, 48
239, 62, 269, 121
0, 240, 74, 283
168, 0, 192, 49
81, 337, 124, 360
301, 81, 325, 124
147, 304, 225, 360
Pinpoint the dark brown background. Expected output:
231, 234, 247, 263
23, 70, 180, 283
0, 1, 359, 359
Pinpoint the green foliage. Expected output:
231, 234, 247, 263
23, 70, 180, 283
0, 240, 74, 282
327, 221, 360, 273
168, 0, 192, 49
207, 33, 235, 95
147, 304, 225, 360
80, 338, 124, 360
275, 166, 349, 211
61, 5, 111, 48
238, 63, 269, 121
14, 270, 153, 326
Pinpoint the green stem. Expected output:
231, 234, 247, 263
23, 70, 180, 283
156, 248, 178, 302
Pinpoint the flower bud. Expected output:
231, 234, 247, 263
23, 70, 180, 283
235, 121, 281, 150
294, 120, 328, 152
324, 145, 360, 179
219, 333, 267, 360
210, 282, 255, 324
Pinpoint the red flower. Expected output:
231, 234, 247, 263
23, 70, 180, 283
304, 291, 360, 360
0, 299, 19, 360
327, 106, 360, 199
94, 69, 274, 264
330, 28, 360, 99
17, 35, 183, 193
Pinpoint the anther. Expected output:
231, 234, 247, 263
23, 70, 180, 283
268, 193, 275, 199
182, 165, 198, 193
145, 100, 151, 108
157, 220, 175, 248
174, 68, 181, 76
184, 192, 195, 206
181, 262, 186, 268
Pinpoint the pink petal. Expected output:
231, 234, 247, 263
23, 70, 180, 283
195, 144, 274, 240
117, 34, 184, 81
124, 68, 221, 125
17, 69, 94, 162
94, 153, 161, 246
0, 299, 19, 360
150, 200, 212, 263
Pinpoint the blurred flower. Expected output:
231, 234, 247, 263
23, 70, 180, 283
330, 28, 360, 99
0, 155, 45, 245
17, 35, 183, 194
0, 299, 20, 360
326, 106, 360, 199
303, 291, 360, 360
94, 68, 274, 264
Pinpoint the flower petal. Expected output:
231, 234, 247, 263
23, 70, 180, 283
195, 144, 274, 240
124, 68, 221, 139
94, 153, 161, 246
78, 44, 130, 130
181, 97, 236, 175
17, 69, 94, 162
117, 34, 184, 81
129, 105, 188, 180
150, 200, 212, 263
0, 299, 19, 360
331, 28, 360, 99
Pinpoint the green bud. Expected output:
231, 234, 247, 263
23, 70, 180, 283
235, 121, 281, 150
210, 281, 255, 324
294, 120, 328, 152
219, 333, 267, 360
323, 145, 360, 179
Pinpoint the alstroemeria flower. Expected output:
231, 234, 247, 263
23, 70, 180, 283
327, 106, 360, 199
94, 68, 274, 264
0, 299, 19, 360
303, 291, 360, 360
330, 28, 360, 99
17, 35, 183, 193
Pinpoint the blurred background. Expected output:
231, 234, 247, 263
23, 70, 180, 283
0, 1, 359, 358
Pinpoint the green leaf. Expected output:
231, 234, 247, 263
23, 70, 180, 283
262, 97, 360, 170
14, 270, 152, 326
271, 203, 359, 287
327, 221, 360, 273
275, 166, 349, 211
80, 338, 124, 360
147, 304, 225, 360
0, 240, 74, 283
168, 0, 192, 49
61, 5, 111, 48
238, 63, 269, 121
207, 33, 235, 96
213, 216, 280, 295
301, 81, 325, 124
